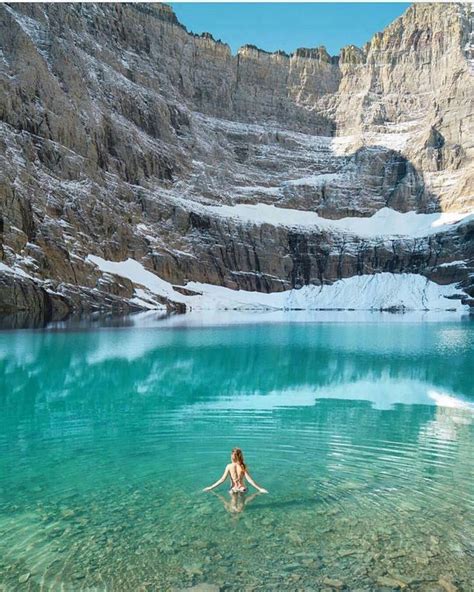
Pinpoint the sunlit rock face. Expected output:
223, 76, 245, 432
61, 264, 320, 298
0, 2, 473, 315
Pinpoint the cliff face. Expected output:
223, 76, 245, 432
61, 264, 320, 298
336, 3, 474, 212
0, 2, 473, 318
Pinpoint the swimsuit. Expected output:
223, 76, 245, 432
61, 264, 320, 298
229, 485, 247, 493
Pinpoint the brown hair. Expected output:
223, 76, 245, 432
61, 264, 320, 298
232, 447, 247, 473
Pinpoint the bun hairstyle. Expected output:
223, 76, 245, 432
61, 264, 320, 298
232, 447, 247, 473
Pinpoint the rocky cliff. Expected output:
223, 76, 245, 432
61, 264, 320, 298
0, 2, 473, 321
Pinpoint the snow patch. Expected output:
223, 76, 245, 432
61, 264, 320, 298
285, 172, 341, 187
201, 203, 473, 238
86, 256, 182, 305
86, 255, 468, 313
236, 185, 282, 196
437, 260, 467, 268
331, 124, 417, 155
0, 262, 34, 279
130, 288, 166, 311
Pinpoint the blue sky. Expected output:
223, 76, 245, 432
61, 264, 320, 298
171, 3, 410, 56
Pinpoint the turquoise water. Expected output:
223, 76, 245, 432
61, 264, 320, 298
0, 319, 473, 591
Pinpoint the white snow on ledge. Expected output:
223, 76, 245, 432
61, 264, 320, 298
284, 172, 341, 187
201, 203, 473, 239
0, 261, 34, 279
86, 256, 468, 313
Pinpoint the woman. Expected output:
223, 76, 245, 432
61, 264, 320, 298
203, 447, 268, 494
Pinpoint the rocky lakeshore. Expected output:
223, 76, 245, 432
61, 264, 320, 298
2, 479, 471, 591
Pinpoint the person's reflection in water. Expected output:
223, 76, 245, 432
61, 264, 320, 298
211, 491, 261, 517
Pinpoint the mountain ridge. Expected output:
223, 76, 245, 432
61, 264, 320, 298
0, 2, 473, 324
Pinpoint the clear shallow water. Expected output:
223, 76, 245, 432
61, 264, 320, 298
0, 319, 473, 591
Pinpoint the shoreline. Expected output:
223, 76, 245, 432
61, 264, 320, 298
1, 307, 473, 333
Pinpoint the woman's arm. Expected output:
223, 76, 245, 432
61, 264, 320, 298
245, 470, 268, 493
203, 465, 230, 491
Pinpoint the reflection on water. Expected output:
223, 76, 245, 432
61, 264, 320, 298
0, 321, 473, 590
211, 491, 263, 517
2, 322, 472, 404
1, 308, 472, 331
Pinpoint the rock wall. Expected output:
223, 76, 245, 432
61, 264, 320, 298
336, 3, 474, 212
146, 203, 473, 292
0, 2, 473, 317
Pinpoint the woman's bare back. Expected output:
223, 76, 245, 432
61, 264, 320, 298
228, 462, 246, 491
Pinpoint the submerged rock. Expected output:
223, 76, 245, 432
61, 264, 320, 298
18, 573, 31, 584
438, 577, 458, 592
322, 577, 344, 589
377, 575, 408, 589
181, 585, 220, 592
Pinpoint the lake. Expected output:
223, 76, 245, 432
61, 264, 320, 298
0, 314, 473, 591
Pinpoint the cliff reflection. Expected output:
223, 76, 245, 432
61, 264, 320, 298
1, 323, 472, 417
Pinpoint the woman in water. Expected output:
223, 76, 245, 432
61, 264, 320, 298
203, 448, 268, 494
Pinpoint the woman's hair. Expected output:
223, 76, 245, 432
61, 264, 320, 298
232, 447, 247, 473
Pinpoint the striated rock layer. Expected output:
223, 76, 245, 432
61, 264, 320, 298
0, 2, 473, 318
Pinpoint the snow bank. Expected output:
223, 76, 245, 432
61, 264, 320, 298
202, 203, 473, 238
186, 273, 467, 312
87, 256, 468, 313
87, 256, 171, 309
